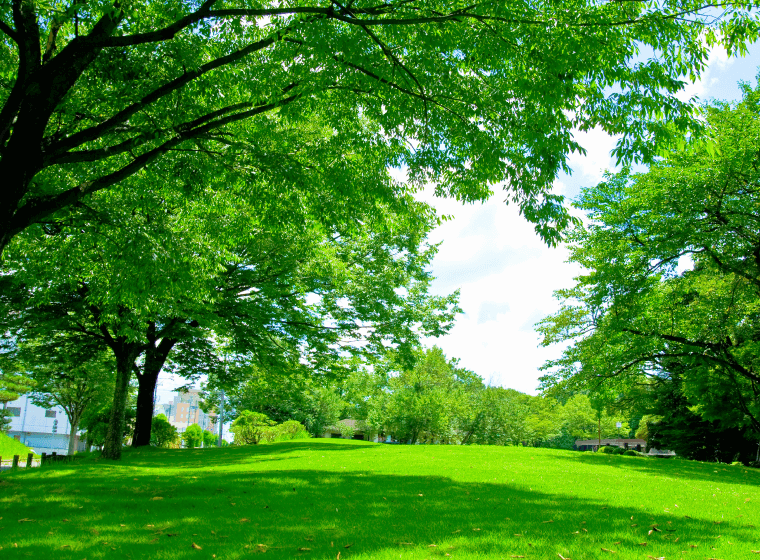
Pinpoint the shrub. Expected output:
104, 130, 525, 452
337, 420, 356, 439
230, 411, 275, 445
151, 414, 178, 448
599, 446, 616, 454
182, 424, 203, 449
624, 449, 638, 456
277, 420, 310, 441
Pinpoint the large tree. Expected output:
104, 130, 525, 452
538, 79, 760, 441
2, 0, 757, 255
1, 144, 459, 458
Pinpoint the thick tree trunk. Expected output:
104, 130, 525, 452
132, 369, 160, 448
102, 347, 139, 460
132, 336, 177, 447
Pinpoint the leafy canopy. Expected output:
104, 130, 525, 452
2, 0, 758, 252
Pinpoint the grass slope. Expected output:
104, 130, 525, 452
0, 433, 35, 462
0, 440, 758, 559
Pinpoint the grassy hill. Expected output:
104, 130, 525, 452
0, 439, 758, 559
0, 433, 35, 463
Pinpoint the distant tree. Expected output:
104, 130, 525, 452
182, 424, 204, 449
230, 411, 275, 445
461, 387, 531, 446
646, 376, 758, 464
82, 404, 136, 449
0, 371, 33, 433
560, 394, 629, 442
374, 347, 482, 444
150, 414, 178, 448
202, 429, 217, 448
336, 420, 356, 439
15, 336, 115, 455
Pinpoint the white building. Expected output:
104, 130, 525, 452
3, 395, 84, 455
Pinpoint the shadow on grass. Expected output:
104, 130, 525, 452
113, 440, 381, 470
2, 447, 757, 560
552, 450, 760, 486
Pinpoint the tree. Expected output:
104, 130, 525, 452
538, 78, 760, 441
23, 340, 116, 455
645, 375, 758, 463
461, 387, 532, 446
3, 0, 757, 255
230, 410, 275, 445
182, 423, 203, 448
369, 346, 482, 444
151, 414, 178, 448
0, 137, 459, 459
202, 429, 216, 448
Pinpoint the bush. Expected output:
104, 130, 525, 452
230, 411, 275, 445
599, 446, 617, 454
182, 424, 203, 449
150, 414, 178, 448
337, 420, 355, 439
277, 420, 310, 441
624, 449, 638, 456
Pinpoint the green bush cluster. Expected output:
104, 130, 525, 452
231, 411, 311, 445
260, 420, 311, 443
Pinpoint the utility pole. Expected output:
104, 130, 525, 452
217, 389, 225, 447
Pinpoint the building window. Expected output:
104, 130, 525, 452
45, 410, 57, 418
6, 407, 21, 417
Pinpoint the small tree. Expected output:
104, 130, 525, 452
202, 429, 217, 448
230, 411, 275, 445
182, 424, 203, 449
337, 420, 356, 439
150, 415, 178, 448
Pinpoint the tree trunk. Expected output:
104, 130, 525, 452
132, 337, 177, 447
132, 368, 159, 447
102, 346, 138, 460
67, 416, 80, 456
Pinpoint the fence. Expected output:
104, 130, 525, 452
0, 452, 76, 470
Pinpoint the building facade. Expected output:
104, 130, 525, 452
154, 389, 216, 434
3, 395, 85, 455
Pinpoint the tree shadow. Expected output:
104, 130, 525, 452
552, 450, 760, 486
2, 447, 757, 560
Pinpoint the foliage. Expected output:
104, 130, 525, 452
230, 411, 275, 445
460, 387, 532, 446
336, 420, 356, 439
646, 377, 758, 464
0, 357, 34, 431
202, 429, 217, 448
182, 424, 204, 449
4, 0, 754, 257
16, 336, 116, 454
276, 420, 310, 441
367, 347, 483, 444
210, 365, 346, 437
81, 405, 136, 449
151, 415, 178, 448
538, 79, 760, 442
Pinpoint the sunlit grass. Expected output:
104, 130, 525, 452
1, 440, 758, 559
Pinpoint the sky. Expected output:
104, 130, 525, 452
414, 43, 760, 396
156, 41, 760, 405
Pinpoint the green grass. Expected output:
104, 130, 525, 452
1, 440, 759, 559
0, 433, 36, 463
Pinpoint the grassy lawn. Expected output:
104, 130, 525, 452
1, 439, 758, 559
0, 433, 36, 465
